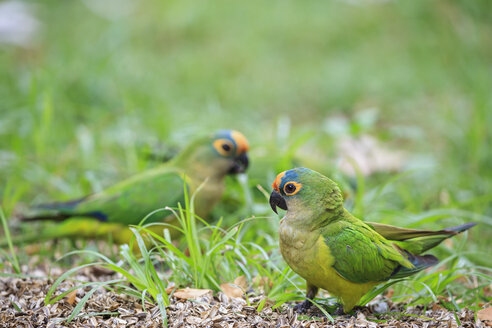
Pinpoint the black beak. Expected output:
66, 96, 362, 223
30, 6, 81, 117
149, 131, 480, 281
269, 190, 287, 214
229, 153, 249, 174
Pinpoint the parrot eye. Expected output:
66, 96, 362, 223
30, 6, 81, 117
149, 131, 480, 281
285, 183, 296, 193
283, 181, 302, 196
213, 139, 235, 156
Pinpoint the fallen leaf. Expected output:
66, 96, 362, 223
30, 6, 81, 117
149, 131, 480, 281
478, 307, 492, 326
219, 275, 248, 298
165, 282, 176, 294
234, 276, 247, 289
173, 288, 212, 300
66, 289, 78, 306
220, 282, 243, 298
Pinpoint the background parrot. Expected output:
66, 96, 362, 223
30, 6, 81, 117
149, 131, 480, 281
9, 130, 249, 245
269, 167, 476, 314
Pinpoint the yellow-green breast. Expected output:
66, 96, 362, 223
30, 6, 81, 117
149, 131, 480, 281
279, 219, 377, 311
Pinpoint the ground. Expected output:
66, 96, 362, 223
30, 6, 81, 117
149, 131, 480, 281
0, 269, 480, 328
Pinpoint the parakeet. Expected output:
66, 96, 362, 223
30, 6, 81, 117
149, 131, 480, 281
269, 167, 476, 314
15, 130, 249, 244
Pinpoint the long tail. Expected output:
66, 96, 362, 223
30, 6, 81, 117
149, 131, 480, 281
369, 222, 477, 255
1, 198, 108, 247
21, 212, 72, 222
443, 222, 477, 234
19, 197, 86, 222
19, 196, 108, 222
390, 252, 439, 279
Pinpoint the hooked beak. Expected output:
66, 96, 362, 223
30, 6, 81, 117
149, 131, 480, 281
229, 153, 249, 174
269, 190, 288, 214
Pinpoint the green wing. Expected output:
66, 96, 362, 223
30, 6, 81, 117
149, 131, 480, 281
323, 221, 412, 283
75, 166, 188, 225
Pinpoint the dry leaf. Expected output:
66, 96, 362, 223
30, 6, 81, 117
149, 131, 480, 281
478, 307, 492, 326
220, 283, 244, 298
165, 282, 177, 294
66, 289, 78, 306
234, 276, 247, 289
220, 275, 247, 298
173, 288, 212, 300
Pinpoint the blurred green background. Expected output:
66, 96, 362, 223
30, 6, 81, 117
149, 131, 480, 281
0, 0, 491, 308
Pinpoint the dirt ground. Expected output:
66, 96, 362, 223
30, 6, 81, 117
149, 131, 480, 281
0, 266, 486, 328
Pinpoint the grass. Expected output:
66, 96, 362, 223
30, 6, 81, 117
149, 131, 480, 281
0, 207, 20, 274
1, 0, 491, 325
41, 187, 302, 325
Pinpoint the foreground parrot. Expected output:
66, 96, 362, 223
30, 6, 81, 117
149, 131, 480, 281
12, 130, 249, 244
269, 167, 476, 314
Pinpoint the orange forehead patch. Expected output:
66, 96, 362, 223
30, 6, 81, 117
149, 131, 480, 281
231, 130, 249, 154
272, 172, 285, 191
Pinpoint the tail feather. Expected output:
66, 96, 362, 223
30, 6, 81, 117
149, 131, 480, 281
398, 222, 476, 254
368, 222, 454, 241
21, 212, 72, 222
391, 252, 439, 279
443, 222, 477, 234
370, 221, 477, 255
389, 222, 477, 279
20, 197, 88, 222
33, 196, 87, 211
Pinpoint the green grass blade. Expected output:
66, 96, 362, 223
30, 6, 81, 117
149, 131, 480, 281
0, 206, 20, 274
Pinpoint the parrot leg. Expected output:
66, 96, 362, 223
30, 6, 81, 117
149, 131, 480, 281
333, 304, 345, 315
294, 283, 319, 313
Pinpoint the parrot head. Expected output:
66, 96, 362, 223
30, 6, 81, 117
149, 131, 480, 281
210, 130, 249, 174
177, 130, 249, 178
269, 168, 344, 223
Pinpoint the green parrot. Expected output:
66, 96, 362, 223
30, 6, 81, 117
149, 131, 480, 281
14, 130, 249, 244
269, 167, 476, 314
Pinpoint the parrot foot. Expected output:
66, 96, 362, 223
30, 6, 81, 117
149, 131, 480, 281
333, 304, 345, 315
294, 299, 313, 314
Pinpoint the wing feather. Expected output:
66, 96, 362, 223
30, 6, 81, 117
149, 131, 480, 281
323, 221, 412, 283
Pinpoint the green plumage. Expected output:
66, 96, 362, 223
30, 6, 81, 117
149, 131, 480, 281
269, 167, 476, 314
31, 167, 186, 225
10, 130, 249, 245
323, 218, 412, 284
